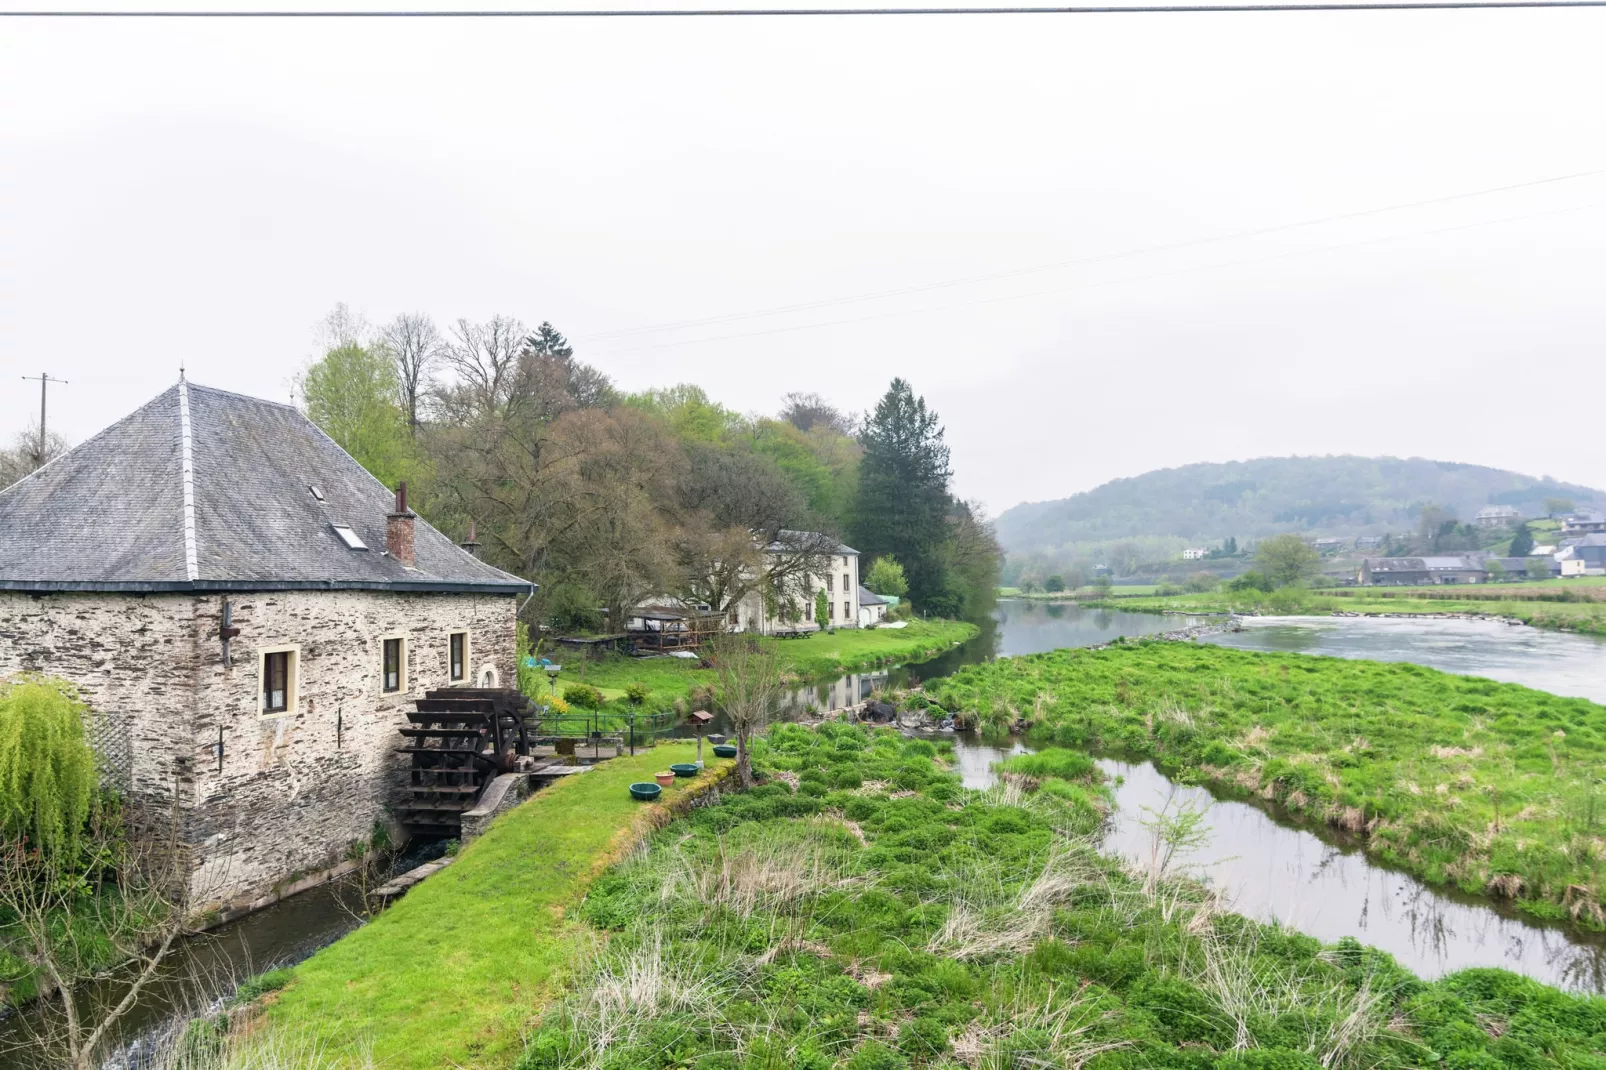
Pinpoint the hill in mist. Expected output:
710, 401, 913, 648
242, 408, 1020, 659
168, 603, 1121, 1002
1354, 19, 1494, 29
996, 456, 1605, 553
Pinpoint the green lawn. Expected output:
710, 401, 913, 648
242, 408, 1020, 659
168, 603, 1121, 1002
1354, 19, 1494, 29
266, 744, 731, 1068
928, 642, 1606, 925
548, 619, 978, 708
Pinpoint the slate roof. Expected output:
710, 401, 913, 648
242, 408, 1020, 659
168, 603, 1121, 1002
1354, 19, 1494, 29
765, 530, 858, 555
1365, 557, 1484, 572
857, 585, 887, 606
0, 381, 530, 594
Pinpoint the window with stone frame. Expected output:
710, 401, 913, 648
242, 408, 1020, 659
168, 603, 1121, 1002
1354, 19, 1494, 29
259, 645, 299, 715
383, 637, 406, 693
449, 631, 468, 683
826, 573, 834, 593
842, 601, 850, 622
264, 651, 291, 713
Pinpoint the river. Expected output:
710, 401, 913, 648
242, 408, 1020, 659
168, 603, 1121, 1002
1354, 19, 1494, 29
15, 601, 1606, 1056
1206, 613, 1606, 704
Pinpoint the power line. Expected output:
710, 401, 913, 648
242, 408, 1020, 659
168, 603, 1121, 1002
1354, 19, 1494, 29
580, 167, 1606, 342
7, 2, 1606, 15
587, 198, 1605, 354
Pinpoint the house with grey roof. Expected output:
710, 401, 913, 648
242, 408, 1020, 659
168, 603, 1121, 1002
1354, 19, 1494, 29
0, 380, 530, 914
723, 531, 859, 634
857, 585, 888, 627
1358, 556, 1488, 585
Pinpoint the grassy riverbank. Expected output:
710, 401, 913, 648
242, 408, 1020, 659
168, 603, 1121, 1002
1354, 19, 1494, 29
542, 619, 979, 711
515, 721, 1606, 1069
1087, 586, 1606, 636
927, 642, 1606, 926
263, 744, 731, 1068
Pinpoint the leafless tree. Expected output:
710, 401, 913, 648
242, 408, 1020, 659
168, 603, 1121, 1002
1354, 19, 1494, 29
709, 633, 786, 788
780, 392, 855, 436
380, 313, 444, 433
0, 425, 68, 489
679, 528, 837, 624
0, 783, 220, 1070
442, 315, 528, 415
315, 301, 371, 351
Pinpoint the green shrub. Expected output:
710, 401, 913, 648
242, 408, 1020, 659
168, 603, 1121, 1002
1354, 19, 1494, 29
624, 683, 651, 705
563, 684, 604, 709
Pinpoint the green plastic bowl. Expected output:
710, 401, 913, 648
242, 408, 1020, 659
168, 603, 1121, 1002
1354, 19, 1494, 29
670, 763, 699, 778
712, 744, 738, 759
629, 782, 662, 801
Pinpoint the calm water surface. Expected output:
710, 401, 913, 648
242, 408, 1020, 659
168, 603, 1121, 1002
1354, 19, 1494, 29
1207, 614, 1606, 704
952, 737, 1606, 992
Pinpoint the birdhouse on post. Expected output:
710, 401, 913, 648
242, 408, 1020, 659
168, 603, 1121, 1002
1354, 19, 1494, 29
688, 710, 714, 767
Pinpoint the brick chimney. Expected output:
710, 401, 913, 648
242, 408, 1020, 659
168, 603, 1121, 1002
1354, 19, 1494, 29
460, 519, 481, 559
387, 482, 416, 568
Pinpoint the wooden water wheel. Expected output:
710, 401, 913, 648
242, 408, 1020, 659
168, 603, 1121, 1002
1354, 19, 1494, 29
395, 687, 539, 837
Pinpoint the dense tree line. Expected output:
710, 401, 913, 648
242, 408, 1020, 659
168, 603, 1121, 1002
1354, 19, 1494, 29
295, 307, 998, 630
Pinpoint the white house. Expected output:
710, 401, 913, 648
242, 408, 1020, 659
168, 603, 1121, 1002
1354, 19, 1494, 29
1475, 505, 1522, 528
728, 533, 860, 634
857, 586, 888, 627
1182, 547, 1207, 561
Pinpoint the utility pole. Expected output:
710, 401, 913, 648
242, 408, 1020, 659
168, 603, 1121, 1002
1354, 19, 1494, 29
19, 372, 67, 469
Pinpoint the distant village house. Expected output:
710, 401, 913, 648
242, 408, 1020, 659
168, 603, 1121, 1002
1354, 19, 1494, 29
1474, 505, 1522, 528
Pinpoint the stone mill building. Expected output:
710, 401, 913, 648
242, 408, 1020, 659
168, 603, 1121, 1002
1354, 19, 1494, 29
0, 380, 531, 914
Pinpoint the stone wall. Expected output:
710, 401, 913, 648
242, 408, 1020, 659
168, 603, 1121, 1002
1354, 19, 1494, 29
0, 587, 518, 913
187, 589, 517, 910
0, 591, 200, 801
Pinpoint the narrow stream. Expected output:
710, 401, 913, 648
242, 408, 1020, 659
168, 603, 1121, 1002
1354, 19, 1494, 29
952, 736, 1606, 992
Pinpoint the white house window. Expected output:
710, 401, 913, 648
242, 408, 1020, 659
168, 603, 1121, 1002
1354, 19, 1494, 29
842, 601, 850, 622
259, 646, 299, 716
842, 572, 850, 591
826, 574, 834, 593
382, 637, 407, 693
828, 601, 835, 621
449, 631, 468, 683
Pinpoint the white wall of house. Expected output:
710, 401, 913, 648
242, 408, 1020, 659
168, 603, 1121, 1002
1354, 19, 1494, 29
729, 551, 860, 634
858, 600, 887, 628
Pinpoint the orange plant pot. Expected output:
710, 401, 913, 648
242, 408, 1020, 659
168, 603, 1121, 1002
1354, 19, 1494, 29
655, 772, 676, 788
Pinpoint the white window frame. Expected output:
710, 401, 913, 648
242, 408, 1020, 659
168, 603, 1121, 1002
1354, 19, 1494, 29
258, 644, 301, 717
380, 634, 409, 696
447, 630, 470, 684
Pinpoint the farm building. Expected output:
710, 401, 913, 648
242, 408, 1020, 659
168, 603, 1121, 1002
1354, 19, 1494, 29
0, 381, 531, 915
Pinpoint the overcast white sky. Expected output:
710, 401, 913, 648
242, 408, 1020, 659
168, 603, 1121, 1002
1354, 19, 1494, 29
2, 1, 1604, 516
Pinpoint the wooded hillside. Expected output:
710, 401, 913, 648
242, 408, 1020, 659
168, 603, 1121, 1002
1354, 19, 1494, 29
997, 455, 1604, 554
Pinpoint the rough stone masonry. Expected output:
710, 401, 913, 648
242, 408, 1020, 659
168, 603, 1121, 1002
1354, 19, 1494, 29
0, 381, 531, 915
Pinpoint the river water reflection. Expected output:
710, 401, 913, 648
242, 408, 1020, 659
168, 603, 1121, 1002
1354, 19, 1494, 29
951, 737, 1606, 991
1207, 613, 1606, 704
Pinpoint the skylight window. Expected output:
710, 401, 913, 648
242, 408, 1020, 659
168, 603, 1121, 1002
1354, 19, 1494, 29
332, 525, 367, 550
309, 485, 325, 502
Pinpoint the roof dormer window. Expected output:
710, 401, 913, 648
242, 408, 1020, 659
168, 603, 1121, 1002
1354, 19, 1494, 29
332, 525, 367, 550
309, 485, 325, 502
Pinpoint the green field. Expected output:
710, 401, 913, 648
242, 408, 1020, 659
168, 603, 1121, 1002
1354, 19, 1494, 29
540, 619, 979, 711
927, 642, 1606, 925
513, 721, 1606, 1070
265, 745, 731, 1068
